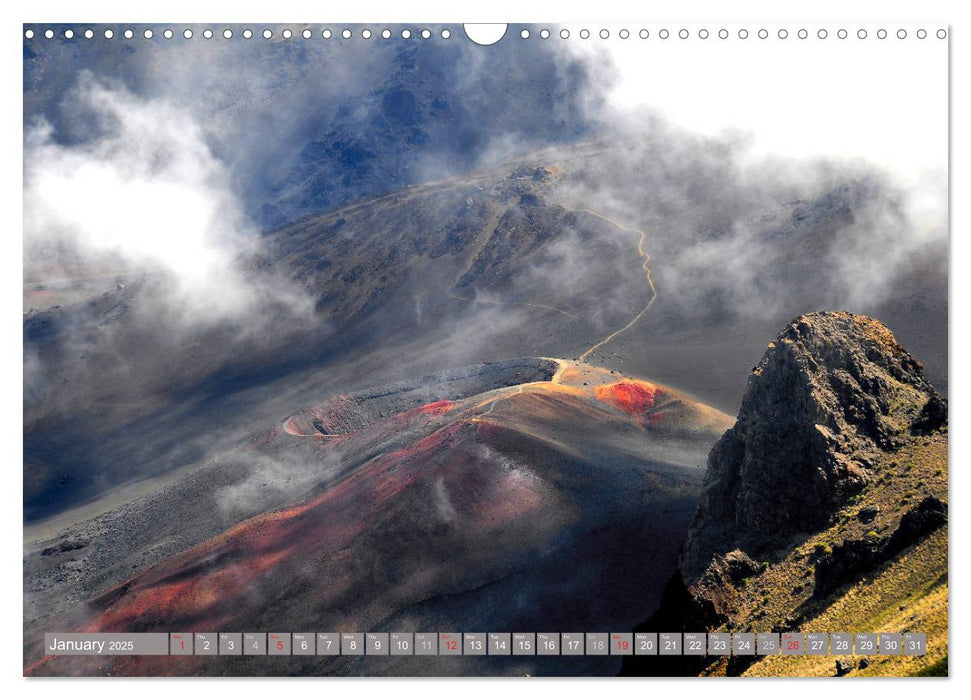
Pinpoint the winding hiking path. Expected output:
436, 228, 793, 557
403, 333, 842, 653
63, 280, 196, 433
441, 205, 656, 360
577, 209, 657, 361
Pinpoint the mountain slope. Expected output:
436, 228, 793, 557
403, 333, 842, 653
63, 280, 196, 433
25, 143, 947, 524
26, 359, 731, 676
622, 312, 948, 677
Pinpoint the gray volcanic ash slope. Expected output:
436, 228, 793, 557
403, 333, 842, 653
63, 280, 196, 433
24, 143, 946, 524
26, 358, 731, 676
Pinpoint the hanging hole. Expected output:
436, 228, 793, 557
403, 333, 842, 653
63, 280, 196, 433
463, 24, 506, 45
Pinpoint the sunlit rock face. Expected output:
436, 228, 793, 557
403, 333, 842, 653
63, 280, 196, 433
680, 311, 944, 584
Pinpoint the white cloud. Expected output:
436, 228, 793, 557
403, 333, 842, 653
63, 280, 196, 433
24, 73, 267, 323
574, 25, 948, 182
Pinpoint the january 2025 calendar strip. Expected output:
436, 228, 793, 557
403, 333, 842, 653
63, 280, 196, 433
45, 632, 927, 657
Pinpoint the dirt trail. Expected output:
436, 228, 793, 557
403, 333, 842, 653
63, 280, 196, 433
576, 209, 657, 362
442, 207, 654, 342
472, 358, 571, 419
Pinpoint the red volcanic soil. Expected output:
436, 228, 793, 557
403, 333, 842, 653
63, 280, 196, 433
595, 381, 658, 416
92, 421, 479, 626
29, 419, 553, 675
27, 360, 731, 676
415, 400, 455, 415
585, 376, 733, 435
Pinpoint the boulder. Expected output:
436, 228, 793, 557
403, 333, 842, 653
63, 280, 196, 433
680, 312, 944, 584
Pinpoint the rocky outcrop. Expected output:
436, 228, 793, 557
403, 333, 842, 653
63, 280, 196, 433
686, 550, 761, 625
912, 394, 948, 435
680, 312, 944, 584
814, 496, 947, 598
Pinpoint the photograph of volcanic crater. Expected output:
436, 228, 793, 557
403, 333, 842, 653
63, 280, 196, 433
23, 24, 947, 677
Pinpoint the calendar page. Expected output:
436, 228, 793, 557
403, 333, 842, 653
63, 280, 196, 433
22, 21, 948, 678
